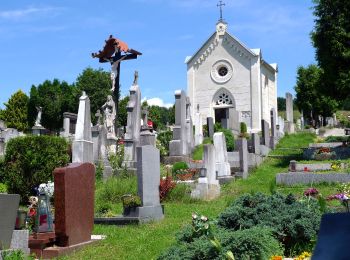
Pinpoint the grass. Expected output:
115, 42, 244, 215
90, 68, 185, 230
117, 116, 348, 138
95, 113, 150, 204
60, 132, 344, 260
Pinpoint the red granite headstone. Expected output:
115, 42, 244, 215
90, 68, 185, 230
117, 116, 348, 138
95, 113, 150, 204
54, 163, 95, 247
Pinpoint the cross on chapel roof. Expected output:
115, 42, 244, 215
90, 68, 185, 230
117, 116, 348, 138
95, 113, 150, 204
217, 0, 225, 22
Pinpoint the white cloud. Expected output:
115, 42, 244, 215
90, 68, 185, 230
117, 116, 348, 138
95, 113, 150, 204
142, 97, 173, 108
0, 7, 61, 20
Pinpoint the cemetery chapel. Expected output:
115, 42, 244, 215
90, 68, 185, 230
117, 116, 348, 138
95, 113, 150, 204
186, 6, 278, 133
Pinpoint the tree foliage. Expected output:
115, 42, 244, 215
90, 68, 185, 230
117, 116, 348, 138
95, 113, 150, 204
28, 79, 75, 131
0, 90, 29, 131
312, 0, 350, 101
277, 97, 286, 111
75, 67, 111, 123
117, 96, 130, 127
294, 65, 338, 125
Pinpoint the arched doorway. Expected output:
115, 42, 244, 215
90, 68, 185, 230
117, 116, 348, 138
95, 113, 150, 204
212, 88, 236, 129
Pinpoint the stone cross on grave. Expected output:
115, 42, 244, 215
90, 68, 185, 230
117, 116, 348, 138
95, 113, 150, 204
95, 109, 102, 126
217, 0, 225, 21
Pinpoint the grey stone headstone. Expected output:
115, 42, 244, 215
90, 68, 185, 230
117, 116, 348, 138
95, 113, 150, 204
251, 133, 260, 155
229, 108, 240, 132
286, 92, 293, 123
123, 84, 141, 167
72, 92, 93, 163
130, 145, 163, 222
213, 132, 231, 177
270, 108, 277, 149
207, 117, 214, 138
194, 112, 203, 146
169, 90, 189, 156
0, 194, 20, 250
261, 119, 270, 146
236, 138, 248, 179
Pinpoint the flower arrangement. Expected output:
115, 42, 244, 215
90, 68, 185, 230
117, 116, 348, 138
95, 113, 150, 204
304, 187, 319, 197
174, 168, 199, 181
313, 147, 336, 160
38, 181, 54, 197
270, 256, 283, 260
121, 194, 141, 209
294, 251, 311, 260
327, 184, 350, 212
331, 160, 342, 171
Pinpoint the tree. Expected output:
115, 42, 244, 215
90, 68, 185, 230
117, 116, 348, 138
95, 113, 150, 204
28, 79, 75, 131
75, 67, 111, 123
312, 0, 350, 101
0, 90, 29, 131
118, 96, 129, 127
294, 65, 337, 125
277, 97, 286, 111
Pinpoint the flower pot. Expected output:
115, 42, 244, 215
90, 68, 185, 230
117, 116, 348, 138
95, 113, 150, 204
177, 173, 194, 181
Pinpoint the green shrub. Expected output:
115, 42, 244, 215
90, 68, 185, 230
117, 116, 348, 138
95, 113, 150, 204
3, 136, 69, 203
218, 129, 234, 151
160, 226, 282, 260
324, 135, 350, 143
240, 122, 247, 134
157, 131, 172, 155
217, 193, 321, 255
220, 226, 283, 260
172, 161, 188, 175
95, 176, 137, 205
0, 183, 7, 193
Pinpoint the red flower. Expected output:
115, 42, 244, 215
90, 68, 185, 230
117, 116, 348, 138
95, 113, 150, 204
28, 208, 36, 217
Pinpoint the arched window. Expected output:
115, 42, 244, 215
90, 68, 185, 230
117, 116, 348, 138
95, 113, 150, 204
213, 88, 235, 107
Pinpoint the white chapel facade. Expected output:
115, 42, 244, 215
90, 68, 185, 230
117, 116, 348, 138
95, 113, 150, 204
186, 20, 278, 133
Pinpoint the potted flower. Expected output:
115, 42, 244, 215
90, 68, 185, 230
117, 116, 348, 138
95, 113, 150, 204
121, 194, 141, 216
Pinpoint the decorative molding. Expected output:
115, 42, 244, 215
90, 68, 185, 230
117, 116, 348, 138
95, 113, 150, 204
241, 111, 251, 118
194, 38, 219, 66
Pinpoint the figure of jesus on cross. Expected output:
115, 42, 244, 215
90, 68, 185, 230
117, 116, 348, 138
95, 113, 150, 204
92, 35, 142, 137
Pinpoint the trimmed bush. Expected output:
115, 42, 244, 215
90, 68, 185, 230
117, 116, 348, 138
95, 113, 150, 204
160, 226, 282, 260
240, 122, 247, 134
220, 226, 283, 260
3, 136, 69, 202
172, 161, 188, 174
324, 135, 350, 143
0, 183, 7, 193
217, 193, 321, 255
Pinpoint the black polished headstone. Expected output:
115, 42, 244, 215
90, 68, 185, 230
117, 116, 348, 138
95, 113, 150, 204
207, 117, 214, 138
312, 213, 350, 260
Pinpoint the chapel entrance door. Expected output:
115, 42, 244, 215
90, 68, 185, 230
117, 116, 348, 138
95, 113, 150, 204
215, 108, 229, 129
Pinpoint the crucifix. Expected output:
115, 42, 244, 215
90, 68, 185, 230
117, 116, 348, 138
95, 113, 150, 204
92, 35, 142, 136
217, 0, 225, 21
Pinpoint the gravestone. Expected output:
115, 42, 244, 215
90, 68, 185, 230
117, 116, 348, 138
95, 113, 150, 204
213, 132, 231, 177
191, 144, 220, 200
54, 163, 95, 247
2, 128, 21, 143
285, 92, 295, 133
277, 116, 284, 136
62, 112, 77, 138
207, 117, 214, 138
169, 90, 189, 156
72, 92, 93, 163
261, 119, 270, 146
98, 125, 113, 180
123, 84, 141, 168
185, 97, 194, 152
270, 108, 277, 149
126, 145, 163, 222
228, 108, 240, 133
251, 133, 260, 154
0, 138, 4, 156
0, 194, 20, 250
236, 138, 248, 179
194, 107, 203, 146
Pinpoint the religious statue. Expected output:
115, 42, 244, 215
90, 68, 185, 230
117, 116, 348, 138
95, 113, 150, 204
92, 35, 142, 93
35, 106, 43, 127
101, 95, 116, 138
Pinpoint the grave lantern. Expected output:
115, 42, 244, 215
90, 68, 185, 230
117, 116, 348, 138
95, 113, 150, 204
34, 184, 54, 233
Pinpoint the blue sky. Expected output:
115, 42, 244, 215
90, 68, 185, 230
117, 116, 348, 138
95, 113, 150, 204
0, 0, 316, 109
